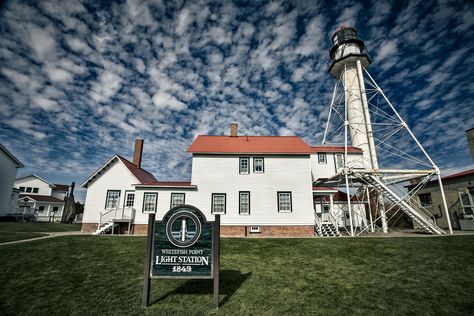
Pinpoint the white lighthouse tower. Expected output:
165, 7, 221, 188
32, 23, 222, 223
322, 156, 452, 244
320, 27, 453, 236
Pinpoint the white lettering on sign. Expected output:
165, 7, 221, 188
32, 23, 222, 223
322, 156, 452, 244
155, 255, 210, 266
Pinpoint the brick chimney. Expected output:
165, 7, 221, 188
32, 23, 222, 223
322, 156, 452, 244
133, 138, 144, 168
230, 123, 238, 137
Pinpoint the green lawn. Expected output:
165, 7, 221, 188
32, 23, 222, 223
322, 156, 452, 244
0, 222, 81, 243
0, 236, 473, 315
0, 222, 81, 233
0, 232, 47, 243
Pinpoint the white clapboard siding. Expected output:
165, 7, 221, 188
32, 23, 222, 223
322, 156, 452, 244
134, 154, 314, 225
82, 159, 138, 224
0, 150, 19, 215
14, 176, 53, 196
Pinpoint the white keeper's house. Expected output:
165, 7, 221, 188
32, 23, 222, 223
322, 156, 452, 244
14, 174, 70, 222
81, 124, 367, 237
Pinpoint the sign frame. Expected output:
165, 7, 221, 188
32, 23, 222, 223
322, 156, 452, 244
142, 205, 220, 308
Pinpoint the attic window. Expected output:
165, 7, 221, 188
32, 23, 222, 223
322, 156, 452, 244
253, 158, 264, 173
318, 153, 327, 164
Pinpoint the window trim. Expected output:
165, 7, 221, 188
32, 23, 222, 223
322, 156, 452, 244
253, 157, 265, 173
32, 188, 39, 193
142, 192, 158, 213
334, 154, 344, 172
318, 153, 327, 164
250, 226, 260, 233
211, 193, 226, 214
418, 193, 433, 208
105, 190, 121, 209
277, 191, 292, 213
170, 192, 186, 209
26, 187, 32, 193
239, 157, 250, 174
239, 191, 251, 215
123, 190, 135, 208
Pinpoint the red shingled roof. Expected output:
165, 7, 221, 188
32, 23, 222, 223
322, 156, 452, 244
187, 135, 313, 154
441, 169, 474, 181
116, 156, 157, 183
310, 146, 363, 153
136, 181, 194, 187
19, 194, 63, 203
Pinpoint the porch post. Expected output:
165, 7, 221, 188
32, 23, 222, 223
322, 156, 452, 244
329, 194, 336, 232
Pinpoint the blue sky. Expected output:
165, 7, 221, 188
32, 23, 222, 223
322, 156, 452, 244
0, 0, 473, 202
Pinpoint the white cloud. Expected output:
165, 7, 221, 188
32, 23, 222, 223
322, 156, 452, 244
152, 91, 187, 111
376, 40, 398, 61
90, 70, 123, 103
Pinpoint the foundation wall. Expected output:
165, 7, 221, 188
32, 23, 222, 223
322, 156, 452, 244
82, 223, 314, 237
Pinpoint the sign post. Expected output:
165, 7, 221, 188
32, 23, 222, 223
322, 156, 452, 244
142, 205, 220, 308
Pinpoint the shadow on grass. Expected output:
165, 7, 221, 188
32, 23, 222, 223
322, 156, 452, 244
153, 270, 251, 307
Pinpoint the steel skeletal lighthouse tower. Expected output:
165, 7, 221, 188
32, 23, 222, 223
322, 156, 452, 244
319, 27, 453, 236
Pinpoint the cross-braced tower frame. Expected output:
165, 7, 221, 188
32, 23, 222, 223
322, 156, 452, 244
318, 27, 453, 236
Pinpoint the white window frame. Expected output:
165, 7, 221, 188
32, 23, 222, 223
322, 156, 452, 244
318, 153, 327, 164
124, 191, 135, 208
143, 193, 158, 213
105, 190, 120, 209
459, 191, 474, 216
253, 157, 264, 173
335, 154, 344, 171
277, 191, 292, 213
170, 193, 186, 208
211, 193, 226, 214
239, 157, 250, 174
239, 191, 250, 215
250, 226, 260, 233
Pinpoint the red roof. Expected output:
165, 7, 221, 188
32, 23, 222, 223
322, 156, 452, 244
19, 194, 63, 203
405, 168, 474, 188
313, 186, 338, 191
187, 136, 313, 154
116, 156, 157, 183
136, 181, 193, 187
442, 169, 474, 181
310, 146, 363, 153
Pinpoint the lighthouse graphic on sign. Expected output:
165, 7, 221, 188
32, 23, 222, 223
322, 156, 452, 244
317, 26, 453, 236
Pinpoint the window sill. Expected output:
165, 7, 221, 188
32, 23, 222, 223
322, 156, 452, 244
278, 211, 292, 213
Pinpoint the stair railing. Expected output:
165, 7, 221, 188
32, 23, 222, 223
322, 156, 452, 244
314, 210, 322, 232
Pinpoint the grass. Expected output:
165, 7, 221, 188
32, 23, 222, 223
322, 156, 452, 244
0, 236, 473, 315
0, 222, 81, 243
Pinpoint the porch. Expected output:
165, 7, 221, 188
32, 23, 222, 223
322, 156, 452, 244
95, 207, 136, 235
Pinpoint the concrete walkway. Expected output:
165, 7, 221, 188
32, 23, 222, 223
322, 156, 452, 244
0, 231, 83, 246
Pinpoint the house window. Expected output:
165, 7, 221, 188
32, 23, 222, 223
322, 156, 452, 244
250, 226, 260, 233
19, 187, 25, 192
418, 193, 432, 207
143, 193, 158, 213
322, 204, 330, 213
253, 157, 264, 173
211, 194, 226, 214
52, 206, 59, 212
32, 188, 39, 193
124, 192, 135, 208
38, 206, 45, 213
105, 190, 120, 209
277, 192, 292, 213
459, 192, 474, 216
239, 157, 250, 174
26, 187, 32, 193
170, 193, 185, 208
318, 153, 327, 164
335, 154, 344, 171
239, 191, 250, 215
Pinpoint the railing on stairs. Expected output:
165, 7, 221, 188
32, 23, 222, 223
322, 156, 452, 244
97, 207, 136, 231
355, 172, 445, 235
314, 210, 322, 233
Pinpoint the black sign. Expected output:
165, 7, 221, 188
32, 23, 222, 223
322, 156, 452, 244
142, 205, 220, 308
152, 205, 213, 278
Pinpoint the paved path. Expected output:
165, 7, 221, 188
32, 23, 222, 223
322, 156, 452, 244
0, 231, 83, 246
